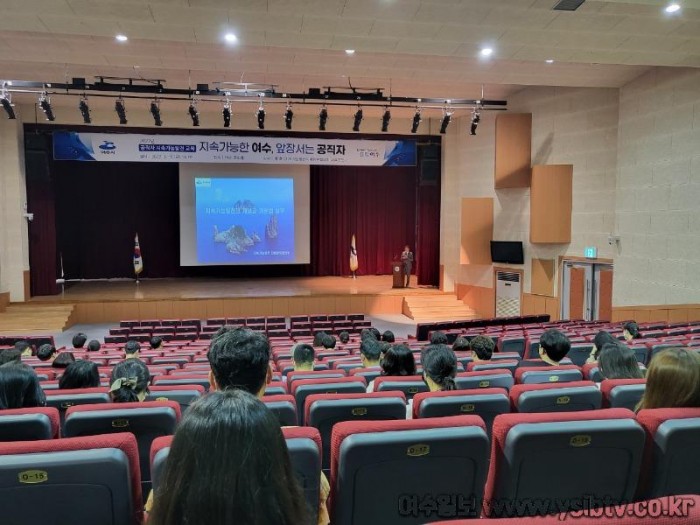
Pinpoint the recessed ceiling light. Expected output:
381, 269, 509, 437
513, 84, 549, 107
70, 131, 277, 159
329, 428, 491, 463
546, 59, 554, 64
480, 47, 493, 57
115, 34, 128, 42
665, 2, 681, 13
224, 33, 238, 43
345, 49, 355, 55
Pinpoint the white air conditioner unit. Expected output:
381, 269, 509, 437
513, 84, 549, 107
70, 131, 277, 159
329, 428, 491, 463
495, 271, 521, 317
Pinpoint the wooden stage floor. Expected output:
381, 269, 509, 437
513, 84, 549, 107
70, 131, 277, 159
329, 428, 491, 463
32, 276, 439, 302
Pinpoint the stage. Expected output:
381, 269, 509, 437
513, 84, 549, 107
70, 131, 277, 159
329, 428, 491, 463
22, 276, 474, 326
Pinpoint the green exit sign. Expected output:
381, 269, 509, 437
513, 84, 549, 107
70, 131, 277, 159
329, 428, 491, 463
584, 246, 597, 259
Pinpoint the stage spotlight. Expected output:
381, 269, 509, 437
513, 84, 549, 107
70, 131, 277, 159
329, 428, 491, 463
188, 100, 200, 127
410, 108, 421, 134
284, 103, 294, 130
39, 93, 55, 121
352, 107, 363, 132
222, 101, 231, 128
1, 88, 15, 119
381, 108, 391, 132
115, 98, 127, 125
150, 100, 162, 127
79, 96, 91, 124
470, 110, 481, 136
319, 106, 328, 131
256, 101, 265, 130
439, 109, 452, 134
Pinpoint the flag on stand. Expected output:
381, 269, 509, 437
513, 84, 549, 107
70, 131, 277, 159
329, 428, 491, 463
349, 234, 358, 278
133, 233, 143, 277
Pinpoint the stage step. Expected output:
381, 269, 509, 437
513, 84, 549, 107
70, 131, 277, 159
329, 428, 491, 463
402, 294, 478, 322
0, 304, 76, 333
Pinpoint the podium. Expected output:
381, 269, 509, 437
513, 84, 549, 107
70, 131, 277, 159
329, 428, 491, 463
392, 260, 404, 288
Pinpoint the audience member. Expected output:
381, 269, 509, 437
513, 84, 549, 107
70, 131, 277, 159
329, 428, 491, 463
86, 339, 101, 352
421, 344, 457, 392
469, 335, 494, 362
321, 334, 336, 349
429, 331, 448, 345
0, 363, 46, 410
147, 390, 313, 525
359, 328, 374, 341
208, 327, 271, 396
72, 332, 88, 349
36, 344, 57, 362
0, 349, 22, 366
369, 327, 381, 340
52, 352, 76, 369
382, 330, 395, 343
59, 360, 101, 389
452, 336, 470, 353
637, 348, 700, 411
124, 340, 141, 359
150, 336, 163, 350
359, 338, 381, 368
586, 330, 618, 363
109, 359, 150, 403
598, 342, 644, 381
14, 341, 33, 357
381, 344, 416, 377
519, 329, 570, 368
312, 331, 327, 348
292, 343, 315, 372
623, 321, 641, 341
338, 331, 350, 344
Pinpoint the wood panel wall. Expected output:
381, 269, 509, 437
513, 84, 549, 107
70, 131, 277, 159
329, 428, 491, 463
612, 304, 700, 324
0, 292, 9, 312
531, 258, 555, 297
460, 198, 494, 265
456, 283, 495, 318
530, 165, 573, 244
521, 293, 560, 321
495, 113, 532, 189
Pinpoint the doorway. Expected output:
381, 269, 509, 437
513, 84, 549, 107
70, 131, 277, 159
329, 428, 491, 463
560, 260, 613, 321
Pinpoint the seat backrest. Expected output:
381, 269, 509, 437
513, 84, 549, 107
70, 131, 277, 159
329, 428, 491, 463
146, 384, 205, 413
567, 344, 594, 366
292, 377, 367, 424
499, 337, 525, 357
152, 376, 210, 391
306, 392, 407, 470
0, 407, 60, 441
330, 416, 489, 525
515, 366, 583, 385
373, 375, 429, 400
581, 362, 603, 383
455, 370, 514, 390
469, 360, 519, 374
287, 370, 346, 390
0, 433, 141, 525
44, 387, 111, 431
484, 408, 644, 518
262, 394, 298, 426
600, 379, 646, 410
413, 388, 509, 436
636, 408, 700, 499
64, 401, 180, 496
511, 381, 602, 413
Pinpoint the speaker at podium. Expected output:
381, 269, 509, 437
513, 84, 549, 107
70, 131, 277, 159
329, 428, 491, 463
392, 259, 404, 288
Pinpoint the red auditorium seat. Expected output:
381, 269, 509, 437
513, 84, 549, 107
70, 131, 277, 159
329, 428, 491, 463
292, 377, 367, 424
455, 369, 515, 390
305, 391, 407, 470
600, 378, 646, 410
636, 408, 700, 499
64, 401, 180, 498
264, 380, 288, 396
151, 426, 323, 524
581, 361, 603, 382
373, 375, 429, 399
514, 365, 583, 384
509, 381, 602, 413
0, 407, 60, 441
483, 408, 645, 518
0, 433, 142, 525
286, 369, 346, 389
498, 336, 526, 356
468, 360, 519, 374
262, 394, 297, 426
429, 495, 700, 524
490, 352, 523, 361
412, 388, 509, 435
152, 374, 210, 391
566, 343, 594, 366
348, 366, 382, 383
330, 416, 489, 525
146, 384, 205, 413
44, 387, 111, 430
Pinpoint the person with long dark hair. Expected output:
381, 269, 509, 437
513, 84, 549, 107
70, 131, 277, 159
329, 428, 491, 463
109, 359, 150, 403
422, 344, 458, 392
0, 363, 46, 410
148, 390, 312, 525
586, 330, 618, 364
59, 360, 101, 389
367, 344, 416, 393
598, 343, 644, 381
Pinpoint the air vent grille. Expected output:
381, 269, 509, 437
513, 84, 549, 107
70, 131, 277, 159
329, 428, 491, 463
553, 0, 586, 11
496, 272, 521, 283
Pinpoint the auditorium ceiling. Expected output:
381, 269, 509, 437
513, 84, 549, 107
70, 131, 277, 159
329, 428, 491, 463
0, 0, 698, 102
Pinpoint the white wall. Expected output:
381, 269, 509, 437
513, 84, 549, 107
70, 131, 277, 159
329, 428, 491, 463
614, 67, 700, 307
441, 86, 619, 296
